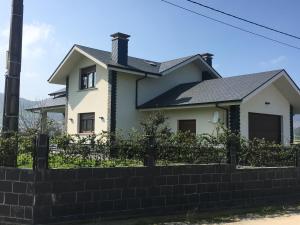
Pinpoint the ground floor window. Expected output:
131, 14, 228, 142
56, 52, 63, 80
248, 112, 282, 144
79, 112, 95, 133
178, 119, 196, 134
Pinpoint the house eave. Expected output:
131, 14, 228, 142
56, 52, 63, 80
48, 45, 108, 84
107, 65, 161, 77
137, 100, 241, 111
26, 104, 66, 113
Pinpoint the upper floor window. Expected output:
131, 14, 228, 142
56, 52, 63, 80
80, 65, 96, 90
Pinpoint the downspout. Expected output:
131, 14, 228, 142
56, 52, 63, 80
216, 103, 229, 128
135, 73, 148, 108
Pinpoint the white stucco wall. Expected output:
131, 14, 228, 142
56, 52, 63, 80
115, 72, 144, 132
138, 62, 203, 105
240, 84, 290, 145
67, 57, 109, 134
159, 107, 226, 135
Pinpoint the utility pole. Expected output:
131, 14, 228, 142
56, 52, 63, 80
2, 0, 23, 167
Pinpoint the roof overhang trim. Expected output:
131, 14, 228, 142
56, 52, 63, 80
48, 46, 108, 84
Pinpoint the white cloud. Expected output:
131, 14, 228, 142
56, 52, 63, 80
23, 23, 53, 46
0, 22, 54, 58
23, 71, 39, 78
23, 22, 54, 58
0, 21, 62, 100
0, 27, 9, 38
260, 56, 287, 67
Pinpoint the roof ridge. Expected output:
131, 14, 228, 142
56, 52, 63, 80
160, 54, 197, 64
75, 44, 204, 65
222, 69, 283, 79
75, 44, 162, 63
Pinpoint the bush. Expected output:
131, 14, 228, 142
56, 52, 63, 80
0, 112, 299, 169
238, 138, 297, 167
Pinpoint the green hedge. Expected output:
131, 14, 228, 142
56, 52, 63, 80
0, 112, 299, 169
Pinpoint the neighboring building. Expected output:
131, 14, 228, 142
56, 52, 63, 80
27, 32, 300, 145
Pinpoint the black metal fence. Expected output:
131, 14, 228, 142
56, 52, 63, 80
1, 132, 300, 169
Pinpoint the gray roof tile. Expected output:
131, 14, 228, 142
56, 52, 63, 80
139, 69, 283, 108
26, 97, 66, 111
76, 45, 201, 75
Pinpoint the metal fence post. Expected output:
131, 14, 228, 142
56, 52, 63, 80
296, 145, 300, 167
34, 134, 49, 170
144, 135, 156, 167
227, 136, 238, 168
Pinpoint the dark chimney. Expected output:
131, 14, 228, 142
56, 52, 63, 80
201, 53, 213, 67
111, 32, 130, 65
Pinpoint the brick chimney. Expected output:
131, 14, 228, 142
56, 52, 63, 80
111, 32, 130, 65
202, 53, 214, 67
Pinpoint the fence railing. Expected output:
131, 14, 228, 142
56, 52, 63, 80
1, 133, 300, 169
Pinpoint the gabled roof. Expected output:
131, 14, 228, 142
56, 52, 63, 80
48, 45, 220, 84
138, 69, 284, 109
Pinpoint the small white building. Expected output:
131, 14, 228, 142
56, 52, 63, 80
27, 33, 300, 145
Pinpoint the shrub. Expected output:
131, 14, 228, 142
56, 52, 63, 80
238, 138, 297, 167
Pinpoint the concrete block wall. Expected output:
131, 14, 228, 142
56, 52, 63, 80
0, 167, 34, 225
1, 165, 300, 224
33, 165, 300, 224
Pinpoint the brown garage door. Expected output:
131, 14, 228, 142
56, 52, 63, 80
249, 113, 282, 144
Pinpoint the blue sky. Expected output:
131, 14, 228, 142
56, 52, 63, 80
0, 0, 300, 102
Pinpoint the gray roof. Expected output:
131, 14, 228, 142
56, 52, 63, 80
139, 69, 283, 109
75, 45, 205, 75
26, 97, 66, 111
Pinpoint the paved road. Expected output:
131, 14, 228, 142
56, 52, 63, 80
225, 214, 300, 225
80, 212, 300, 225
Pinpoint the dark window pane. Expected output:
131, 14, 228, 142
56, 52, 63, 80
178, 120, 196, 134
80, 66, 96, 90
249, 113, 282, 144
79, 113, 95, 133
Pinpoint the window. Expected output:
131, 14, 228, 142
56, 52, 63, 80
80, 66, 96, 90
178, 120, 196, 134
79, 113, 95, 133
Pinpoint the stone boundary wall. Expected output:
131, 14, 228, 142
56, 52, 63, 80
33, 165, 300, 224
0, 167, 34, 225
1, 165, 300, 224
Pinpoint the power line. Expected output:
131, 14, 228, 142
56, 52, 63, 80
161, 0, 300, 51
186, 0, 300, 40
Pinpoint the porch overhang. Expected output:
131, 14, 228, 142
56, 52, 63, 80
25, 97, 66, 114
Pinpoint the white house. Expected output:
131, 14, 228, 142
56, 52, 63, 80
27, 33, 300, 145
